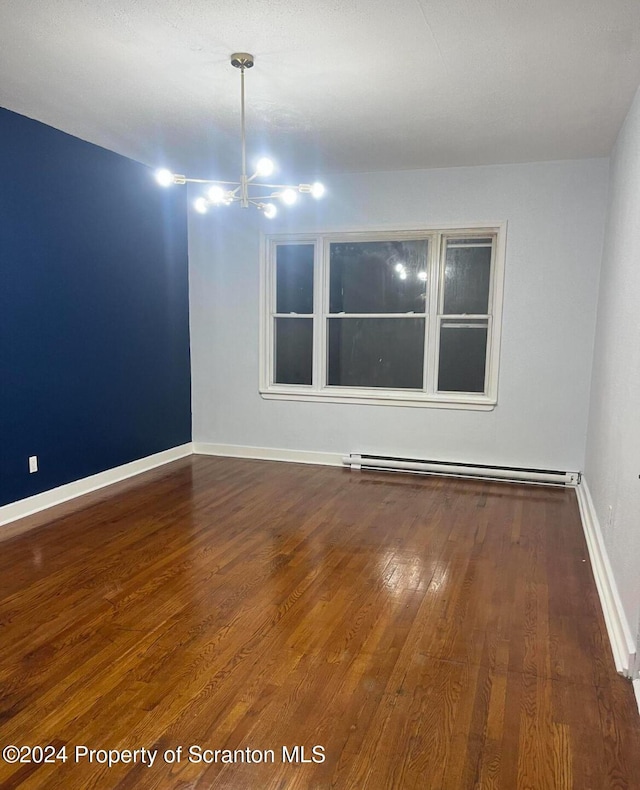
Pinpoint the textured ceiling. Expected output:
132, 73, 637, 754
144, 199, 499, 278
1, 0, 640, 177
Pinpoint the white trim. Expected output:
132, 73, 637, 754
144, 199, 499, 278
575, 478, 637, 677
0, 444, 194, 539
261, 219, 509, 238
260, 389, 495, 410
633, 679, 640, 715
194, 442, 343, 467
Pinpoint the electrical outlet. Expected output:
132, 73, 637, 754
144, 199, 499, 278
29, 455, 38, 473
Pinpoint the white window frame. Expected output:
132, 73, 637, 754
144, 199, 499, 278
259, 222, 506, 410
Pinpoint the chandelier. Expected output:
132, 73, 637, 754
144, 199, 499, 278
155, 53, 325, 219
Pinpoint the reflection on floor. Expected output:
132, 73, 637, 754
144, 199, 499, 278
1, 455, 639, 788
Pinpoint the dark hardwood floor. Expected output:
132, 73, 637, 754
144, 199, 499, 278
0, 456, 639, 789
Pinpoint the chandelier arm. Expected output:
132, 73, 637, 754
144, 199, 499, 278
181, 177, 242, 186
251, 182, 307, 190
248, 194, 285, 202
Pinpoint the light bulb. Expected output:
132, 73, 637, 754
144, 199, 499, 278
281, 188, 298, 205
193, 197, 209, 214
263, 203, 277, 219
418, 271, 427, 281
207, 185, 226, 204
399, 271, 407, 281
155, 168, 174, 187
256, 157, 275, 177
311, 182, 325, 198
395, 263, 405, 273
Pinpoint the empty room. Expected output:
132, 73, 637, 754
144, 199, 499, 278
1, 1, 640, 788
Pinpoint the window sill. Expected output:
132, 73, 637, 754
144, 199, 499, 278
259, 387, 497, 411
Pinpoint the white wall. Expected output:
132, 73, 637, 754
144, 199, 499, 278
189, 158, 608, 471
584, 86, 640, 651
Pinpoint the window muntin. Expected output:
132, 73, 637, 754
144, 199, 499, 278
263, 226, 504, 409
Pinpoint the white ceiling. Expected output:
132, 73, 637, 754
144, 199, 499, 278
1, 0, 640, 178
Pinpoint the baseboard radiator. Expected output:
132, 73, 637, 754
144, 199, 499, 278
342, 454, 581, 487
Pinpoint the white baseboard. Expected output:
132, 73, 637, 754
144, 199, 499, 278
634, 679, 640, 715
575, 478, 637, 678
0, 443, 193, 538
193, 442, 343, 467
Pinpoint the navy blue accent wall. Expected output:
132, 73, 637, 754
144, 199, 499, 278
0, 108, 192, 507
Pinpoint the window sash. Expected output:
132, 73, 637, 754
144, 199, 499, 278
435, 317, 491, 394
326, 316, 427, 390
270, 313, 316, 389
328, 238, 430, 315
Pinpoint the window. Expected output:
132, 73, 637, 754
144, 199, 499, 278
260, 225, 506, 409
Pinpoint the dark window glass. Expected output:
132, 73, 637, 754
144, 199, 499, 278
275, 318, 313, 385
330, 240, 428, 314
276, 244, 314, 314
437, 322, 488, 393
327, 318, 424, 389
442, 244, 491, 315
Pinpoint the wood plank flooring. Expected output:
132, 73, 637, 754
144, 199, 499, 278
0, 455, 639, 789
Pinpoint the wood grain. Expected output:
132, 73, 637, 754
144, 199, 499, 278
0, 456, 639, 788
